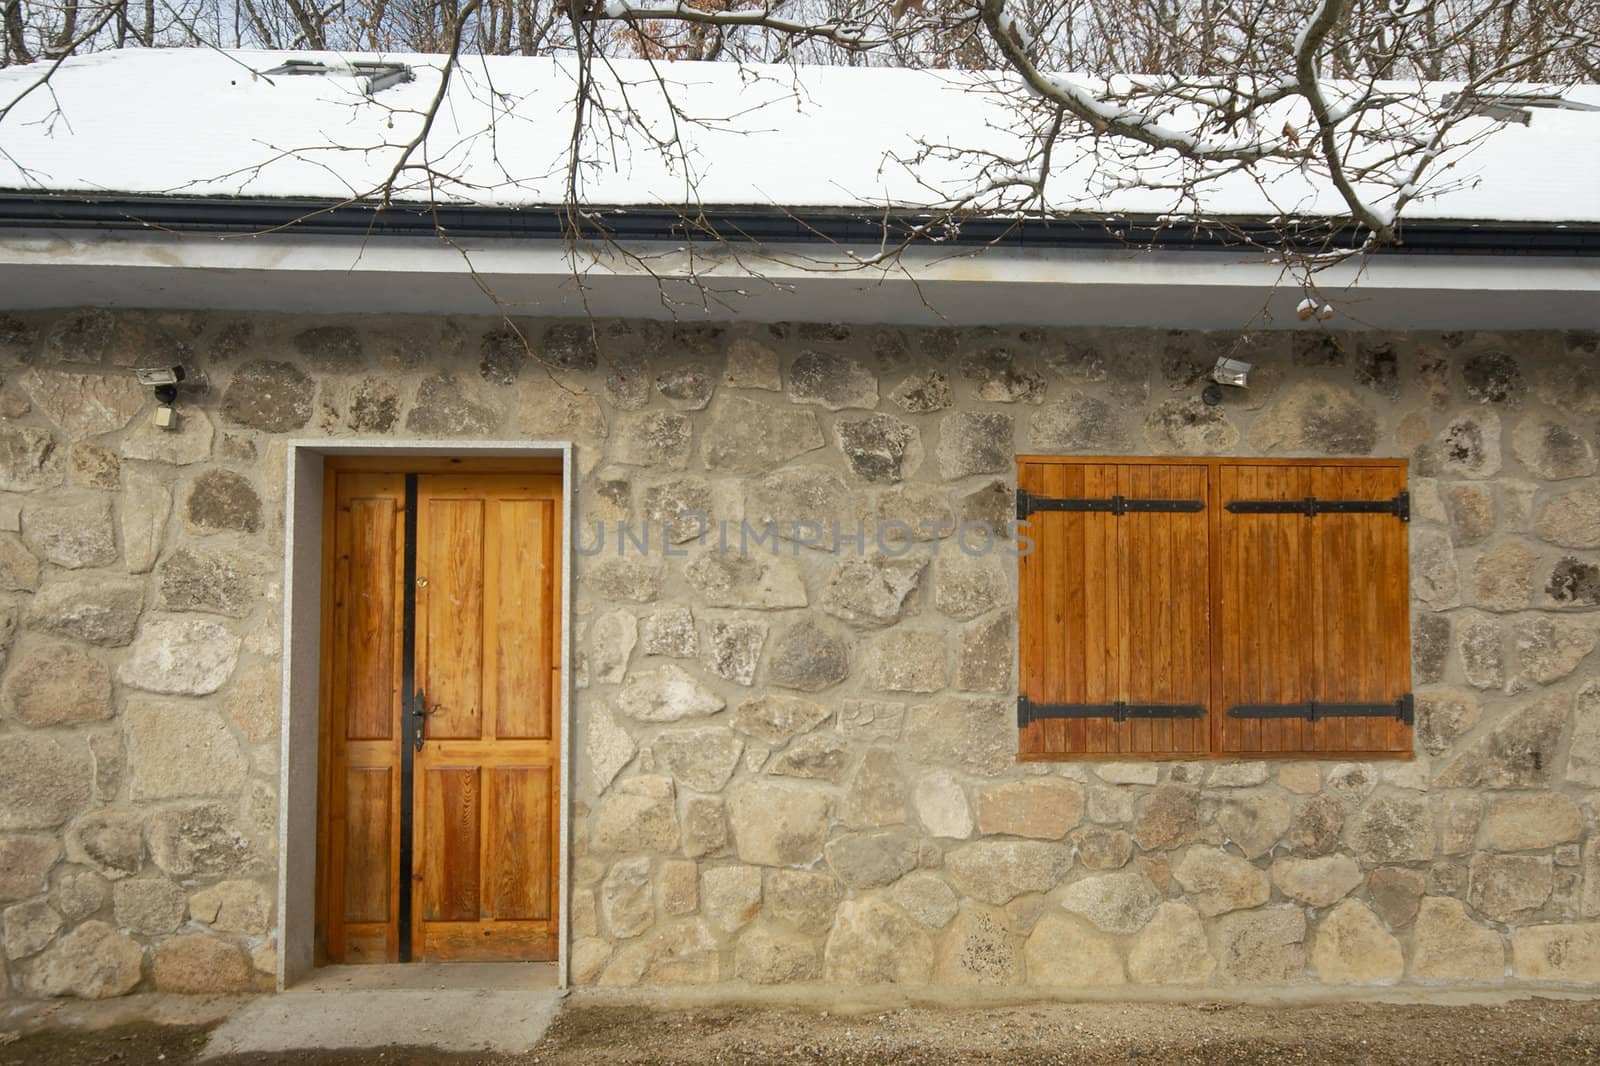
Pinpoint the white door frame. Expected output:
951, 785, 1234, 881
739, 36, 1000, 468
276, 440, 574, 989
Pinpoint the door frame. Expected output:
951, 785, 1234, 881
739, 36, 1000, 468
275, 440, 574, 991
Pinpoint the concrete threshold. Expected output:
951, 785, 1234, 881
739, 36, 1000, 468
201, 963, 561, 1057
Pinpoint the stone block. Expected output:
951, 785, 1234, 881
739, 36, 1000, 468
1311, 900, 1403, 983
153, 933, 252, 993
1213, 907, 1307, 984
25, 920, 142, 998
735, 924, 820, 984
1512, 924, 1600, 981
125, 700, 247, 800
1410, 896, 1504, 980
113, 878, 187, 935
1128, 902, 1215, 984
822, 897, 933, 985
727, 782, 829, 867
22, 497, 116, 569
0, 735, 92, 830
976, 779, 1084, 840
2, 643, 113, 726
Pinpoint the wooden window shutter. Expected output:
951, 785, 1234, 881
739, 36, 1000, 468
1218, 462, 1412, 756
1017, 460, 1211, 758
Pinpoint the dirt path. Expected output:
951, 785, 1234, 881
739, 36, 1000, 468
5, 998, 1600, 1066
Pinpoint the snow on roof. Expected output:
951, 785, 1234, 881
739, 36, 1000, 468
1, 47, 1598, 225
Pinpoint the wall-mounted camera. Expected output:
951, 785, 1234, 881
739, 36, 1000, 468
1201, 357, 1251, 406
134, 366, 186, 430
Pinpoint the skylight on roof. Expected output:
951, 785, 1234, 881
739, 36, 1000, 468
1445, 91, 1600, 126
262, 60, 414, 95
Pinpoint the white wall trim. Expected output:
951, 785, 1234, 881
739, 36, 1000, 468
277, 439, 575, 990
5, 227, 1599, 330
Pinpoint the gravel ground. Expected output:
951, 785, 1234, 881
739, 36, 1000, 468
4, 998, 1600, 1066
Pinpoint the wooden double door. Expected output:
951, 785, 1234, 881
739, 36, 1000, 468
319, 463, 561, 963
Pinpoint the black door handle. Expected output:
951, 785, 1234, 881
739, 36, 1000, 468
412, 688, 439, 751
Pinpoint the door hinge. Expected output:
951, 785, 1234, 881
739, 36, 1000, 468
1017, 695, 1207, 727
1227, 694, 1414, 726
1016, 489, 1205, 520
1224, 492, 1409, 522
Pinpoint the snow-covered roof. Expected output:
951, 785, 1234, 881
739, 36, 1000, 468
2, 48, 1599, 225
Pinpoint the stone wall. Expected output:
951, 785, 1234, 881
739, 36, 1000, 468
0, 309, 1597, 998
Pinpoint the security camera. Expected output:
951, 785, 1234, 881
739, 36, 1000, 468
134, 366, 185, 388
1201, 357, 1252, 406
133, 366, 187, 429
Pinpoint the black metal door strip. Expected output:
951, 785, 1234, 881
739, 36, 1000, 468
1017, 696, 1207, 727
1224, 493, 1409, 521
1226, 695, 1414, 726
1016, 489, 1205, 519
398, 473, 419, 962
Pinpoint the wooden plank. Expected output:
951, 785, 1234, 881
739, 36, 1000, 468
423, 498, 486, 741
1053, 461, 1079, 757
422, 923, 558, 962
342, 767, 392, 923
341, 926, 392, 963
423, 767, 482, 922
494, 499, 554, 740
487, 767, 553, 921
1084, 464, 1118, 755
328, 456, 563, 475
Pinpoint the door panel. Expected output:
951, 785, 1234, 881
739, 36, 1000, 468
487, 767, 553, 920
422, 767, 482, 922
320, 466, 561, 965
343, 767, 394, 924
420, 498, 486, 741
323, 472, 406, 963
412, 473, 561, 962
494, 500, 556, 740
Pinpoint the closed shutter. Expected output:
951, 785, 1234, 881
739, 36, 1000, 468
1218, 463, 1412, 756
1017, 460, 1211, 758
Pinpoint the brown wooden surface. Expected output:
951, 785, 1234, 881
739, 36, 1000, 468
1217, 463, 1317, 755
1017, 455, 1410, 761
322, 471, 406, 963
1120, 463, 1210, 755
1217, 462, 1411, 756
318, 463, 562, 966
1017, 460, 1208, 757
411, 473, 562, 962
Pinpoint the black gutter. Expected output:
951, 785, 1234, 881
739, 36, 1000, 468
2, 193, 1598, 256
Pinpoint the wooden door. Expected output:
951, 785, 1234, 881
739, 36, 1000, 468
412, 473, 561, 961
320, 467, 561, 964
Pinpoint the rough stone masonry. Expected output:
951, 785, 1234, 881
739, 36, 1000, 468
0, 309, 1598, 998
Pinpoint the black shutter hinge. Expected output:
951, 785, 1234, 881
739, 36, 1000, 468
1017, 695, 1207, 727
1016, 489, 1205, 520
1225, 492, 1409, 522
1227, 693, 1414, 725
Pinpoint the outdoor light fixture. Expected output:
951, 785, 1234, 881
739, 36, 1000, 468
1201, 356, 1251, 406
134, 365, 186, 430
